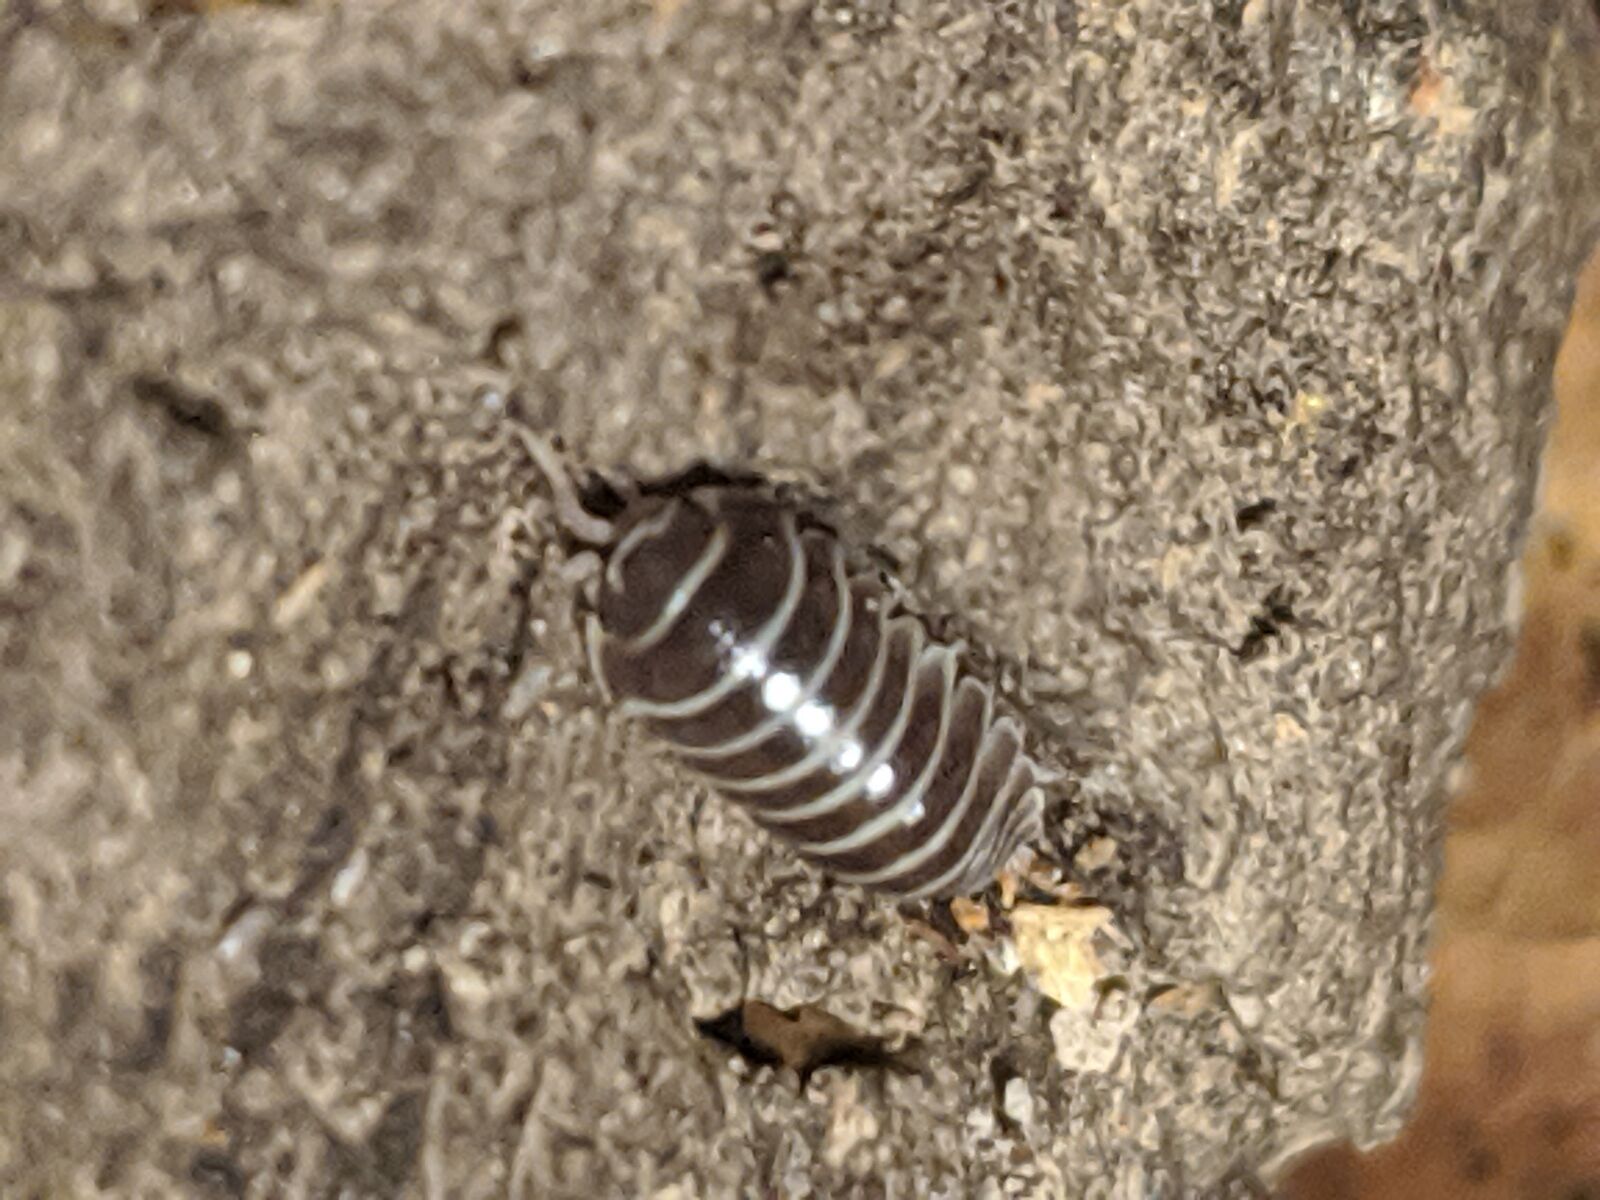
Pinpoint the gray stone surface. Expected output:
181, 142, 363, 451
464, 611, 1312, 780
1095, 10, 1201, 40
2, 0, 1598, 1196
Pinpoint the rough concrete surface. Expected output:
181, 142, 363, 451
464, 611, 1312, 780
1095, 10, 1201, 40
2, 0, 1598, 1197
1279, 239, 1600, 1200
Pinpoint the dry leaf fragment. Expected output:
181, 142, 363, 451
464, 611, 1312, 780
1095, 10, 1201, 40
1010, 903, 1114, 1010
695, 1001, 918, 1087
1147, 979, 1225, 1020
1022, 860, 1084, 901
997, 867, 1019, 909
949, 896, 990, 934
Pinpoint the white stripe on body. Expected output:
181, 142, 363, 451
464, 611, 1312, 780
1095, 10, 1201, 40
897, 750, 1038, 899
687, 541, 854, 762
829, 701, 1016, 889
796, 645, 962, 854
622, 523, 730, 655
709, 602, 896, 797
615, 513, 808, 721
604, 504, 680, 597
753, 633, 948, 826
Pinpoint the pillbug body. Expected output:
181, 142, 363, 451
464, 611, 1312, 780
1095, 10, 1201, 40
525, 433, 1053, 900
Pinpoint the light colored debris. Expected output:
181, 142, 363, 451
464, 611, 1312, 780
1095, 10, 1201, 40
1009, 904, 1114, 1010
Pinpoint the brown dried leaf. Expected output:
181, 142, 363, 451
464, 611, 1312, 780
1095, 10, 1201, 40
1147, 979, 1224, 1020
695, 1001, 917, 1087
949, 896, 990, 934
997, 867, 1019, 909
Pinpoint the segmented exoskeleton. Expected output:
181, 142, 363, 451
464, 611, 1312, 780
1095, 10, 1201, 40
525, 433, 1055, 899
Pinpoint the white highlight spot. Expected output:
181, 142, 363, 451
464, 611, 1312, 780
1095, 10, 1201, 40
794, 701, 832, 739
330, 848, 370, 908
732, 645, 767, 680
865, 762, 896, 799
761, 671, 802, 712
832, 741, 864, 773
216, 907, 274, 972
900, 798, 925, 826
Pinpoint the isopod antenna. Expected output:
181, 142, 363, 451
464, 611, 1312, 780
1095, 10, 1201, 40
518, 428, 622, 548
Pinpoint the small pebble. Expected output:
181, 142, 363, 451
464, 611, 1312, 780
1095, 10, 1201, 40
1002, 1077, 1034, 1127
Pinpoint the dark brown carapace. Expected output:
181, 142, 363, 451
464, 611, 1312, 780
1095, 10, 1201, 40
525, 431, 1053, 899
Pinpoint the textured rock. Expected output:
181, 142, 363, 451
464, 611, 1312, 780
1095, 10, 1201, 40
0, 1, 1597, 1196
1278, 235, 1600, 1200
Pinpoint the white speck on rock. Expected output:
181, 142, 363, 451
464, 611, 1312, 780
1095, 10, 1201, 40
1002, 1077, 1034, 1128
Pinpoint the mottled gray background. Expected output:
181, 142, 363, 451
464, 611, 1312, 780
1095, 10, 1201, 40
2, 0, 1598, 1197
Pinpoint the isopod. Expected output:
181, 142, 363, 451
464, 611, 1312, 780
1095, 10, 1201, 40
524, 432, 1055, 900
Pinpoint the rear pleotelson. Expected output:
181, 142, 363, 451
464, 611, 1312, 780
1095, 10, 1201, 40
587, 492, 1047, 899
